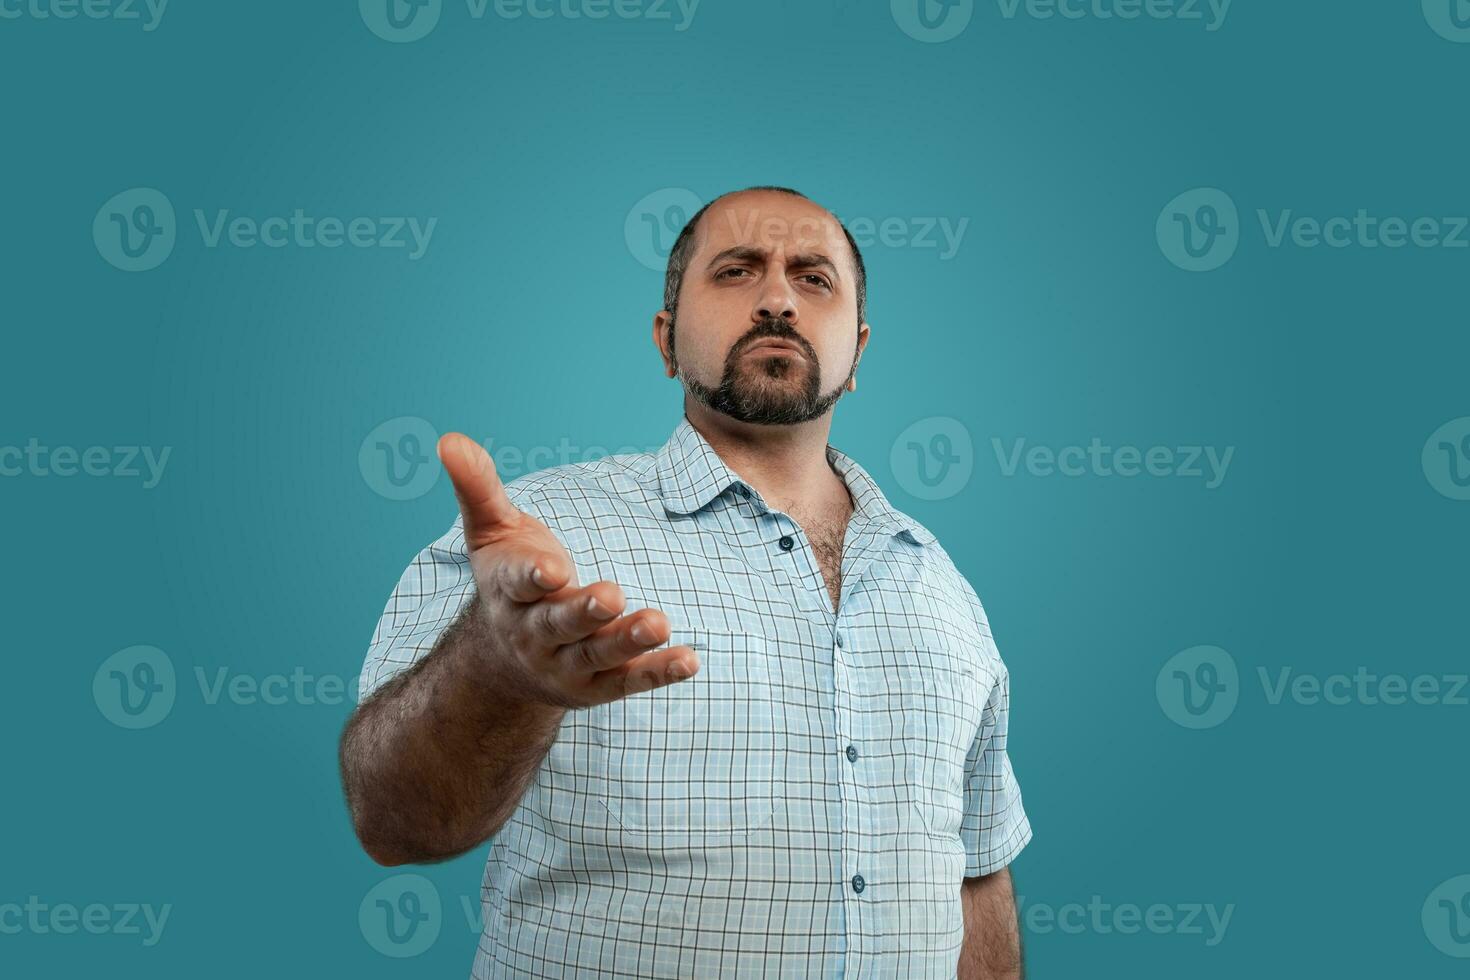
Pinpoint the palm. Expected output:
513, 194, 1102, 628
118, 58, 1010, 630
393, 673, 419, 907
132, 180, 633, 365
437, 432, 697, 706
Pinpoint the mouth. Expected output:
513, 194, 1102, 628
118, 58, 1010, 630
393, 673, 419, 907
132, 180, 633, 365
741, 339, 804, 358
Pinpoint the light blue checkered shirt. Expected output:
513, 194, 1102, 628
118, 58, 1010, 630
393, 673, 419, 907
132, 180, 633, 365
359, 416, 1032, 978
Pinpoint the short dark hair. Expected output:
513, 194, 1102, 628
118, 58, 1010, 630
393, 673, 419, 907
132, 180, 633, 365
661, 186, 867, 327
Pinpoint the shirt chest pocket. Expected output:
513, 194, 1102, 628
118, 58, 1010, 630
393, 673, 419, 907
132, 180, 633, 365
899, 661, 985, 841
589, 630, 778, 837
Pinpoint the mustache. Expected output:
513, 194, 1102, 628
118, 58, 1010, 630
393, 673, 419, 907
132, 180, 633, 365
732, 318, 817, 360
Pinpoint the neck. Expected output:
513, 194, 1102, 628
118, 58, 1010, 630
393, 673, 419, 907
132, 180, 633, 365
682, 399, 848, 512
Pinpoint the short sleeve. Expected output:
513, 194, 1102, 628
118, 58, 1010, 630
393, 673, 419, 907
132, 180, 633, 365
960, 658, 1032, 877
357, 516, 477, 702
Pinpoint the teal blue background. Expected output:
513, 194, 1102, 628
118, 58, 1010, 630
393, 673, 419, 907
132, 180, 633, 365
3, 0, 1468, 975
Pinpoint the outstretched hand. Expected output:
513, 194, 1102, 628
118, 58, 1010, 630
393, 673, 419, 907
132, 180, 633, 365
438, 432, 699, 708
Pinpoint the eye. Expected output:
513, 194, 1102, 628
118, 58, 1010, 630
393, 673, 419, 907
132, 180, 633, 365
716, 267, 752, 280
799, 274, 831, 289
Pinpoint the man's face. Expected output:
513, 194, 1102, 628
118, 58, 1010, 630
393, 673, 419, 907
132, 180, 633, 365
655, 191, 868, 426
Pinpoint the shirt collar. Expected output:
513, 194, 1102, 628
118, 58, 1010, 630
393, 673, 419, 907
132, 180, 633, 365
655, 415, 936, 546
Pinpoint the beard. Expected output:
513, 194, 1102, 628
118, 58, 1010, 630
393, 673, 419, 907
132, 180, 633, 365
670, 314, 856, 426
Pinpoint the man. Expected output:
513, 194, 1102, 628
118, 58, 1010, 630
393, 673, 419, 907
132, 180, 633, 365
340, 186, 1032, 978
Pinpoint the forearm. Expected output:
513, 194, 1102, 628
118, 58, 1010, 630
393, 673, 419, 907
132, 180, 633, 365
339, 592, 567, 865
957, 868, 1023, 980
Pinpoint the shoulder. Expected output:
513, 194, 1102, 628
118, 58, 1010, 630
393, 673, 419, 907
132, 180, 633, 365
499, 448, 664, 525
908, 530, 1005, 667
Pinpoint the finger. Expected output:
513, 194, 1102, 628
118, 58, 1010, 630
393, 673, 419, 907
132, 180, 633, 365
557, 607, 673, 674
590, 645, 700, 702
438, 432, 519, 549
522, 581, 625, 647
481, 545, 575, 603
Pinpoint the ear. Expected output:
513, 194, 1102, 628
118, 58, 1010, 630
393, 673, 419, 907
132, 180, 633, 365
848, 320, 871, 391
652, 311, 676, 378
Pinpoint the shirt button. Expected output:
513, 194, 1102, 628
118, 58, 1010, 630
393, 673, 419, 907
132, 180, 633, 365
835, 632, 844, 649
851, 874, 866, 894
845, 744, 858, 763
778, 535, 795, 551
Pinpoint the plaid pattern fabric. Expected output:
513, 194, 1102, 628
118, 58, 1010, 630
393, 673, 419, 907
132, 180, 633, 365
359, 415, 1032, 978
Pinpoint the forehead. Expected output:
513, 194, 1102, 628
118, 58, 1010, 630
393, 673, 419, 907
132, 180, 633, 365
694, 192, 849, 261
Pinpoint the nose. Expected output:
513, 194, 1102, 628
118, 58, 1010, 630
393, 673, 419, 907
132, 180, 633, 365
753, 277, 798, 325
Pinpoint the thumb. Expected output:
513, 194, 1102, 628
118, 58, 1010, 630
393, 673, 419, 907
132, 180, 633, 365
437, 432, 519, 548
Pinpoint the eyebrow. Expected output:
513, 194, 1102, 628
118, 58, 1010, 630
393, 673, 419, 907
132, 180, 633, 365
705, 245, 841, 282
